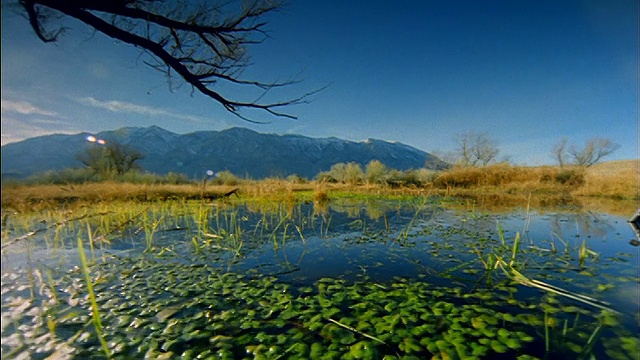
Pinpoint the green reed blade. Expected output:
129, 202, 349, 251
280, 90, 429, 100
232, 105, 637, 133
78, 224, 111, 358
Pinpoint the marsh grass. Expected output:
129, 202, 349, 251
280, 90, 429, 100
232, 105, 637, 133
432, 164, 590, 195
2, 161, 634, 219
78, 225, 111, 358
572, 160, 635, 199
1, 190, 636, 359
398, 196, 429, 243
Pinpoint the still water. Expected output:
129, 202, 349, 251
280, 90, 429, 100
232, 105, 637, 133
1, 198, 638, 359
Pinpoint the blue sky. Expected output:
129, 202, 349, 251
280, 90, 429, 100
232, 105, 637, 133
1, 0, 636, 165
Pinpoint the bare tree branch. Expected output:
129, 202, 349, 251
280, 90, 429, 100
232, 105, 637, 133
454, 132, 500, 166
551, 137, 568, 168
19, 0, 317, 121
77, 140, 145, 176
568, 137, 620, 167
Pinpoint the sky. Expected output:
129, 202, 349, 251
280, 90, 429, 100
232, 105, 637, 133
1, 0, 637, 165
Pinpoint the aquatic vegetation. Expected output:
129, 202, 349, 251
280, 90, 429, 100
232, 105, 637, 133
3, 256, 637, 359
1, 196, 638, 359
77, 226, 110, 358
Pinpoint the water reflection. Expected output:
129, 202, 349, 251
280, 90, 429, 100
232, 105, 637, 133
1, 197, 638, 359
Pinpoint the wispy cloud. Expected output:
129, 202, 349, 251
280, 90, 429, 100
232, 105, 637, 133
78, 96, 216, 124
1, 99, 58, 116
1, 117, 78, 146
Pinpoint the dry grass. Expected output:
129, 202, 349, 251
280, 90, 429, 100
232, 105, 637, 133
571, 160, 636, 199
433, 164, 585, 193
1, 160, 635, 213
1, 182, 238, 211
430, 160, 637, 200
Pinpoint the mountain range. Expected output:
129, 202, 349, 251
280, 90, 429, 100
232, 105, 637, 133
1, 126, 448, 179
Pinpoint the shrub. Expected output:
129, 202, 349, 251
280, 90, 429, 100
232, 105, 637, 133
344, 162, 364, 185
555, 169, 585, 187
321, 162, 364, 185
211, 170, 240, 186
316, 172, 336, 183
433, 164, 540, 188
433, 166, 484, 188
24, 168, 98, 184
165, 172, 192, 185
365, 160, 389, 185
286, 174, 308, 184
314, 187, 330, 203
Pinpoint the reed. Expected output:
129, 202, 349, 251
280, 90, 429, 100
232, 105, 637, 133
509, 231, 520, 267
544, 311, 550, 353
578, 240, 587, 267
78, 224, 111, 358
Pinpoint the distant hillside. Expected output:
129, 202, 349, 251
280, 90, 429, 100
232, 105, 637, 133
1, 126, 448, 179
584, 159, 636, 178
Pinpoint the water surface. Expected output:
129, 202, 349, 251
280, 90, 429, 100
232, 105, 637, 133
1, 198, 638, 359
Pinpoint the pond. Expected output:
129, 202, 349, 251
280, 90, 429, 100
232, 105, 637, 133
1, 197, 638, 359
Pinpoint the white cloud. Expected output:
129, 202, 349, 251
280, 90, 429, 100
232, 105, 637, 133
1, 99, 58, 117
78, 96, 216, 124
1, 117, 78, 146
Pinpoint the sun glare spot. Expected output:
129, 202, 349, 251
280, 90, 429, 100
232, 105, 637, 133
87, 135, 97, 142
206, 170, 214, 176
97, 139, 106, 145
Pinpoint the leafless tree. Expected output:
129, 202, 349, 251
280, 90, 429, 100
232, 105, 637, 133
454, 132, 500, 166
551, 137, 568, 168
18, 0, 317, 122
568, 137, 620, 167
77, 141, 145, 176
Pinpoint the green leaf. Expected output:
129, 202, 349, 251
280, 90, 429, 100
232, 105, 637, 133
490, 340, 508, 353
399, 338, 421, 353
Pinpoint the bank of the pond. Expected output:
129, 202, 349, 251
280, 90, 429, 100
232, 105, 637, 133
1, 182, 635, 218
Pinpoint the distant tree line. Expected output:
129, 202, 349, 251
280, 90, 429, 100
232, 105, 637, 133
441, 132, 619, 168
316, 160, 437, 187
14, 131, 619, 186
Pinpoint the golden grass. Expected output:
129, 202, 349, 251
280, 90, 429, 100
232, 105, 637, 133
1, 160, 635, 214
431, 160, 637, 199
433, 164, 585, 193
571, 159, 637, 199
0, 182, 239, 212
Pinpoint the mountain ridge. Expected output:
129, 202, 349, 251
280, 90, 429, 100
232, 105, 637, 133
1, 126, 448, 179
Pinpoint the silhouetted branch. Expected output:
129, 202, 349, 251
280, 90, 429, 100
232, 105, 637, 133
19, 0, 317, 121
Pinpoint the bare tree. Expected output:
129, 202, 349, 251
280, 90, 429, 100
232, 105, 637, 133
76, 146, 111, 176
454, 132, 500, 166
18, 0, 316, 122
568, 137, 620, 167
551, 137, 568, 168
77, 141, 145, 176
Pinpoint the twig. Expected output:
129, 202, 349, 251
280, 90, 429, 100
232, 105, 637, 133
497, 260, 619, 314
328, 318, 387, 345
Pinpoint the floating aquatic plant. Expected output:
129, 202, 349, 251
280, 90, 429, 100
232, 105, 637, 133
1, 197, 637, 359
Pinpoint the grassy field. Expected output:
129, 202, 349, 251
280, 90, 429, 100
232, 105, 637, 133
1, 160, 636, 213
572, 159, 636, 199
